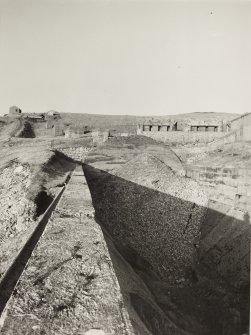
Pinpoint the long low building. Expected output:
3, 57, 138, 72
140, 118, 228, 133
142, 121, 177, 132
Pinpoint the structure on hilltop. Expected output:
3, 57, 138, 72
47, 110, 61, 118
142, 120, 177, 132
9, 106, 22, 117
139, 118, 230, 133
137, 113, 250, 144
26, 114, 45, 122
230, 112, 251, 141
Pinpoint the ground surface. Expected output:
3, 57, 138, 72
60, 112, 238, 129
85, 135, 185, 175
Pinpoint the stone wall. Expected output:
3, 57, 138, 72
231, 113, 251, 141
139, 130, 224, 144
186, 163, 250, 294
186, 165, 251, 212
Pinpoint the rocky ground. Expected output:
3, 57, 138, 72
85, 135, 185, 176
0, 137, 76, 279
0, 162, 36, 277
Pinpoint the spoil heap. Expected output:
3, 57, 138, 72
83, 148, 249, 334
84, 153, 207, 285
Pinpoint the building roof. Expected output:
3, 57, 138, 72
143, 120, 172, 126
27, 114, 44, 119
231, 112, 251, 123
189, 123, 219, 127
47, 110, 60, 115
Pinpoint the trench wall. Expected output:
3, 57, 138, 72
186, 163, 250, 294
83, 157, 250, 334
83, 157, 208, 285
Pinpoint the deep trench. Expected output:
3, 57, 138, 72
0, 155, 249, 334
82, 163, 250, 335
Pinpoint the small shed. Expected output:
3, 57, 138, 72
9, 106, 22, 117
52, 123, 64, 137
47, 110, 60, 116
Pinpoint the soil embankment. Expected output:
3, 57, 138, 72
0, 149, 75, 280
82, 138, 250, 335
0, 135, 249, 334
84, 154, 207, 284
85, 135, 185, 175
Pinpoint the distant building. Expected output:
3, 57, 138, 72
140, 118, 227, 133
47, 110, 61, 119
188, 121, 223, 132
231, 112, 251, 141
142, 120, 177, 132
9, 106, 22, 117
52, 123, 64, 137
26, 114, 45, 122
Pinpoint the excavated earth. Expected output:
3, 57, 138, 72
82, 138, 250, 335
0, 136, 249, 335
0, 138, 76, 280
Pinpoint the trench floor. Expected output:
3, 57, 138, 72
1, 166, 134, 335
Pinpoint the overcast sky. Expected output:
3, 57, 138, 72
0, 0, 250, 116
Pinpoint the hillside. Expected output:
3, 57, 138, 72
60, 112, 238, 130
0, 112, 239, 137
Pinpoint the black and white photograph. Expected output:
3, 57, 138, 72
0, 0, 250, 334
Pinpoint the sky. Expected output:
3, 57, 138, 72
0, 0, 250, 116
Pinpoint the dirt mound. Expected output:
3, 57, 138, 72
83, 151, 249, 334
84, 153, 207, 284
86, 135, 185, 175
116, 153, 206, 204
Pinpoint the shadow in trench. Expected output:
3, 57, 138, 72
82, 163, 250, 335
34, 190, 53, 217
